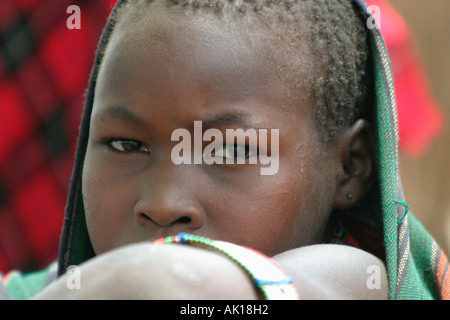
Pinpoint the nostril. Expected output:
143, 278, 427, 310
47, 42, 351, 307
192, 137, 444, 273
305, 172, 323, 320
177, 216, 192, 223
136, 213, 193, 226
137, 213, 152, 224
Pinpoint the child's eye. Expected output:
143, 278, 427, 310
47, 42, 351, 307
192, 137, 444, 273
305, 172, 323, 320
108, 139, 150, 153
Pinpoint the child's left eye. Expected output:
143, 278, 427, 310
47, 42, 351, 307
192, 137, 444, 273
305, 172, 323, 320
108, 139, 150, 153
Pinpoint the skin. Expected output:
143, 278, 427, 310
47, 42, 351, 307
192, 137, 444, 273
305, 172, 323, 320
35, 2, 387, 299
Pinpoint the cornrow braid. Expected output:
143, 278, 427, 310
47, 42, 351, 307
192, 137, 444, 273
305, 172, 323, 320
111, 0, 373, 143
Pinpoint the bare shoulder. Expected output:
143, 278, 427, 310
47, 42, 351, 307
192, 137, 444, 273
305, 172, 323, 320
273, 244, 388, 300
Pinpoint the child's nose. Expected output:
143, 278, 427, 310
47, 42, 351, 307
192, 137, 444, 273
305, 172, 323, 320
133, 198, 204, 229
132, 165, 204, 230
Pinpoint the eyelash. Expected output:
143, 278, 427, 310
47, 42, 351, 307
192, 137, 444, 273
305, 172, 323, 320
105, 139, 151, 154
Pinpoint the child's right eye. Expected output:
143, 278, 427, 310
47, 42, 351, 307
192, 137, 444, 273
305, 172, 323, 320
107, 139, 150, 154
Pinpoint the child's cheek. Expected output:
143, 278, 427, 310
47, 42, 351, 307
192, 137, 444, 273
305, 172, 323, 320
82, 151, 139, 254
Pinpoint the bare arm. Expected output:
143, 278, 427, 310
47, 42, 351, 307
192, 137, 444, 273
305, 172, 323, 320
34, 242, 387, 300
273, 244, 388, 300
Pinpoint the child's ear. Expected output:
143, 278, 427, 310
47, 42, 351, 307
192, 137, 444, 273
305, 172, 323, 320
333, 119, 375, 209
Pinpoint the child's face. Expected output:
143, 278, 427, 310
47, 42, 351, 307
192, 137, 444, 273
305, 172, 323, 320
82, 4, 341, 257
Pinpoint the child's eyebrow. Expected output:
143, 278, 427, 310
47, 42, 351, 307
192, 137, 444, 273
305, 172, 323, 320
93, 106, 254, 130
93, 105, 148, 128
201, 111, 251, 130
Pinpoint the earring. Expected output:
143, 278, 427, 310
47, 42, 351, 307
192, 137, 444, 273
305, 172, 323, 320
346, 192, 353, 200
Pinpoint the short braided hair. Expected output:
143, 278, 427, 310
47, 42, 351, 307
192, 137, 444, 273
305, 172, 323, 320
110, 0, 373, 143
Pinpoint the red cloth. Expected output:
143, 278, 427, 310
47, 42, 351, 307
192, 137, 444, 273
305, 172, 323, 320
0, 0, 117, 273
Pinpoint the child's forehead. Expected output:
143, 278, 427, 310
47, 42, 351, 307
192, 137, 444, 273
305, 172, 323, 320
110, 3, 313, 94
106, 19, 274, 89
108, 10, 284, 88
115, 2, 267, 48
95, 2, 317, 128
